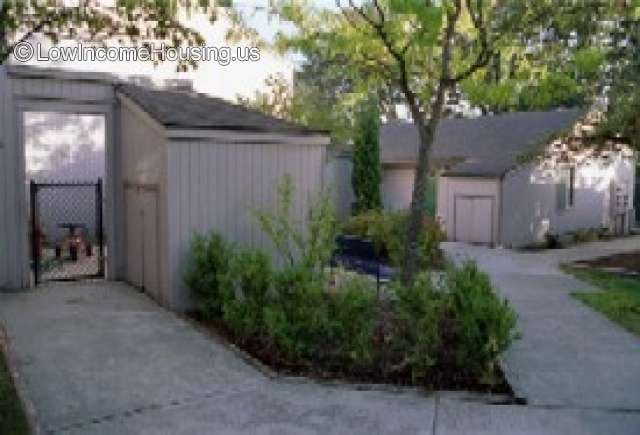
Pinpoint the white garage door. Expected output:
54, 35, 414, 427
454, 196, 494, 245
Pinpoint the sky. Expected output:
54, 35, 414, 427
14, 1, 338, 100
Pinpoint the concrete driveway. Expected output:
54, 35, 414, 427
1, 278, 639, 434
443, 236, 640, 410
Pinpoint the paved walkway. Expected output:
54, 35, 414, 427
1, 276, 639, 434
443, 236, 640, 410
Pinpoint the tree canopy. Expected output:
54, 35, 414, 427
266, 0, 639, 282
0, 0, 234, 67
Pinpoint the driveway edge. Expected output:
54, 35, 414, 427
179, 313, 516, 403
0, 322, 43, 435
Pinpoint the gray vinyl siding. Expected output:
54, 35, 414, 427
324, 151, 354, 222
166, 140, 325, 310
500, 155, 636, 248
0, 67, 21, 288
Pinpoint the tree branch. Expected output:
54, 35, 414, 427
337, 0, 422, 121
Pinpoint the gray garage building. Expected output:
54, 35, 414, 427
0, 65, 329, 310
380, 110, 635, 248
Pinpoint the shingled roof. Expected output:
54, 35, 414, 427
118, 84, 325, 135
381, 109, 585, 176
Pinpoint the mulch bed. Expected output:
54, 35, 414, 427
574, 251, 640, 273
189, 313, 513, 396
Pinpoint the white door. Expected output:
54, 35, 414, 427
125, 187, 159, 298
454, 196, 493, 245
140, 191, 159, 301
126, 189, 143, 288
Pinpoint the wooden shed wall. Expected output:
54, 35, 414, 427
166, 140, 326, 310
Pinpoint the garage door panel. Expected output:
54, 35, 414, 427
454, 196, 493, 245
471, 198, 493, 244
454, 197, 473, 242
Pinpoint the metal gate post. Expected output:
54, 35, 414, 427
30, 180, 39, 285
96, 178, 104, 277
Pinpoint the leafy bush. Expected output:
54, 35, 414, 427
445, 262, 518, 383
264, 271, 376, 367
384, 264, 517, 385
263, 268, 329, 361
256, 174, 338, 280
571, 228, 600, 244
185, 176, 516, 389
325, 276, 377, 367
390, 273, 447, 381
220, 248, 273, 338
184, 233, 233, 318
343, 210, 444, 269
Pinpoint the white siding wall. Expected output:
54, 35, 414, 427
119, 100, 169, 304
382, 167, 415, 211
166, 140, 325, 310
437, 177, 501, 245
324, 152, 354, 221
501, 155, 636, 248
0, 67, 21, 288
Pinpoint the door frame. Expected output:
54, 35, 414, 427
453, 194, 495, 245
16, 100, 119, 284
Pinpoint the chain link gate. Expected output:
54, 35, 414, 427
30, 179, 104, 284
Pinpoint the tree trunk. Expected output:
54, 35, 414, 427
400, 2, 459, 285
400, 86, 447, 285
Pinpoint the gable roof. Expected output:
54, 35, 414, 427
117, 84, 325, 136
381, 109, 585, 176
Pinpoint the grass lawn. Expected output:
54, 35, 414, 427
0, 346, 30, 435
563, 266, 640, 337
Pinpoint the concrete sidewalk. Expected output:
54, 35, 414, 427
1, 281, 639, 434
443, 237, 640, 410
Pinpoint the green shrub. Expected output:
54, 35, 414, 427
446, 262, 518, 383
184, 233, 233, 318
343, 210, 444, 269
220, 248, 273, 337
262, 270, 376, 368
325, 276, 377, 367
185, 176, 516, 389
263, 268, 331, 361
572, 228, 599, 244
256, 174, 338, 280
390, 273, 447, 381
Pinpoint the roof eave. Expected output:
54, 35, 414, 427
166, 128, 330, 145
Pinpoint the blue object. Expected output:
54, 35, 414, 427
331, 236, 395, 283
